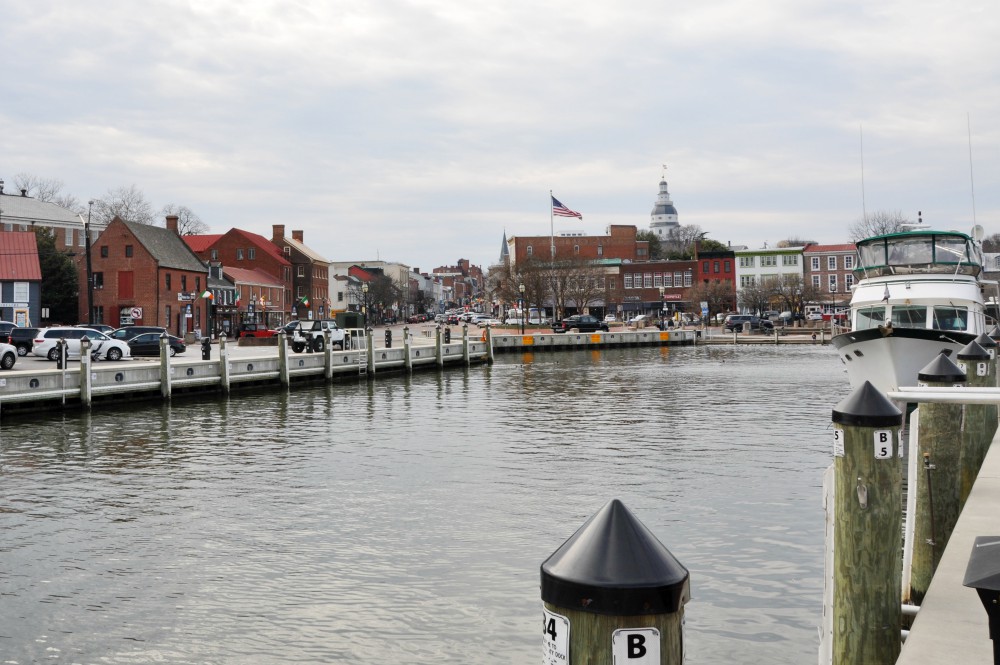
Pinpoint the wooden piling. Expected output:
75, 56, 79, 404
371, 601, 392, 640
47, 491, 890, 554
278, 330, 290, 386
462, 324, 470, 365
80, 337, 93, 407
219, 335, 231, 393
974, 332, 998, 443
957, 341, 991, 507
910, 353, 966, 604
830, 381, 903, 665
541, 499, 688, 665
159, 334, 172, 398
436, 326, 444, 367
403, 326, 412, 371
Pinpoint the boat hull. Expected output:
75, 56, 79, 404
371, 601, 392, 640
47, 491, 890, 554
831, 327, 976, 394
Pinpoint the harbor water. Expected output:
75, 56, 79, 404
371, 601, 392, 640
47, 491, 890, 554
1, 344, 846, 664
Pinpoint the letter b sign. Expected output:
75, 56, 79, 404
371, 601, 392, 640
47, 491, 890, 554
612, 628, 660, 663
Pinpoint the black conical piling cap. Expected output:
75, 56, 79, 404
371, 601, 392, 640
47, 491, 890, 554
975, 333, 998, 350
541, 499, 690, 616
958, 340, 990, 361
963, 536, 1000, 591
989, 325, 1000, 342
832, 381, 903, 427
918, 353, 967, 383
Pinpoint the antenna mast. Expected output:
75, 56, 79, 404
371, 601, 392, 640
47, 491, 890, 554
967, 113, 978, 225
859, 124, 868, 222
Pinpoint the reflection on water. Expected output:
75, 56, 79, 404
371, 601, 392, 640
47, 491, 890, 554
0, 345, 847, 664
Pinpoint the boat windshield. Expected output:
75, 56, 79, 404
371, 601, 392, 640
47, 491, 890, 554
891, 305, 927, 328
855, 306, 887, 330
856, 232, 981, 277
931, 306, 969, 331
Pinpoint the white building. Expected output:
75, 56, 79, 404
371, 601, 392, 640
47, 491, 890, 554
733, 245, 805, 291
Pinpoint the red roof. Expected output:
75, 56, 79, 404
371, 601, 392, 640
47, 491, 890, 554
223, 266, 283, 287
183, 234, 223, 253
803, 243, 856, 253
228, 229, 290, 265
0, 232, 42, 280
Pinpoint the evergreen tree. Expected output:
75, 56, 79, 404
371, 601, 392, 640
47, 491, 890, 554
34, 227, 79, 323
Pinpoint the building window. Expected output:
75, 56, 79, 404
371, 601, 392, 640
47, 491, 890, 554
684, 271, 693, 287
653, 273, 662, 287
643, 273, 652, 288
248, 248, 256, 260
210, 249, 218, 261
574, 245, 580, 254
782, 254, 798, 266
740, 275, 755, 287
673, 272, 682, 286
637, 248, 647, 257
713, 261, 720, 273
597, 245, 603, 256
283, 246, 291, 256
165, 273, 171, 290
724, 262, 731, 273
66, 228, 74, 246
93, 272, 104, 289
297, 266, 305, 277
829, 274, 838, 292
100, 246, 109, 258
236, 249, 244, 260
828, 256, 838, 270
761, 255, 777, 267
845, 274, 855, 289
812, 275, 821, 288
624, 274, 633, 289
181, 275, 187, 292
93, 305, 104, 324
811, 256, 820, 271
703, 261, 710, 272
527, 245, 533, 256
125, 245, 133, 258
663, 273, 672, 287
337, 292, 343, 302
739, 256, 754, 268
844, 255, 855, 270
196, 277, 201, 292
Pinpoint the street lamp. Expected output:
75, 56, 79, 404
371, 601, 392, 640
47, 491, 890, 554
85, 200, 94, 323
518, 283, 525, 335
658, 286, 665, 329
362, 282, 369, 328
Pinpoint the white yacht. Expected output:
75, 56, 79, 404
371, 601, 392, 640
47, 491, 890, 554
832, 225, 995, 393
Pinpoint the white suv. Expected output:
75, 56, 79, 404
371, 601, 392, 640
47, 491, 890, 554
33, 327, 132, 361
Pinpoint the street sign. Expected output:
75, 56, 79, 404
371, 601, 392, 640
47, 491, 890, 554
612, 628, 660, 663
542, 608, 570, 665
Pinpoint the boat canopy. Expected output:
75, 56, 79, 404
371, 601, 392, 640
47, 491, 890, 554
855, 230, 982, 277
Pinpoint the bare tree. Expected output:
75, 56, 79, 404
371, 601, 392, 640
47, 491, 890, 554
686, 279, 737, 319
662, 224, 708, 259
549, 257, 607, 317
13, 173, 64, 201
161, 203, 209, 235
92, 184, 155, 226
848, 210, 910, 242
737, 278, 775, 315
982, 233, 1000, 253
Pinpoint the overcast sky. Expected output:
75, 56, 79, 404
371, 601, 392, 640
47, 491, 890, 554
3, 1, 1000, 271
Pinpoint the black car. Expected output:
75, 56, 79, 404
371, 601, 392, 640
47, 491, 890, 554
551, 315, 610, 333
0, 320, 16, 344
9, 327, 39, 356
723, 315, 774, 333
127, 332, 187, 357
109, 326, 168, 342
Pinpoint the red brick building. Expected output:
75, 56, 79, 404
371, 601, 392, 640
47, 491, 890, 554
803, 243, 857, 312
81, 216, 209, 335
271, 225, 330, 319
186, 228, 293, 328
506, 225, 649, 265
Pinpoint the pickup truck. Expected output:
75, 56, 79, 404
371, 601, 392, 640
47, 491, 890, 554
290, 319, 346, 352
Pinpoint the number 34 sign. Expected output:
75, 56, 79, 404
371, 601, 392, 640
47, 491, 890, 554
542, 608, 569, 665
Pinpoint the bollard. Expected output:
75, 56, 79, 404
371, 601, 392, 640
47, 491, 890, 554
910, 353, 967, 604
385, 328, 392, 349
201, 336, 211, 360
541, 499, 689, 665
957, 340, 991, 507
56, 337, 67, 370
831, 381, 903, 665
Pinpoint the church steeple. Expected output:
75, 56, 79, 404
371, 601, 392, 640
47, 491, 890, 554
649, 167, 679, 239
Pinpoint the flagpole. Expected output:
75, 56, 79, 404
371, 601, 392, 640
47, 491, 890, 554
549, 189, 555, 259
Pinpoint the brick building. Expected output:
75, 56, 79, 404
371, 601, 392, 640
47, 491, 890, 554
803, 243, 857, 313
271, 225, 330, 319
0, 232, 42, 326
506, 225, 649, 265
82, 216, 209, 335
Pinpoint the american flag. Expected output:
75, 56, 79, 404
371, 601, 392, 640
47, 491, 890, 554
551, 196, 582, 219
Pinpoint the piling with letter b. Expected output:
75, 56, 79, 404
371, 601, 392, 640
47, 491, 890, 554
540, 498, 689, 665
910, 353, 966, 604
830, 381, 903, 665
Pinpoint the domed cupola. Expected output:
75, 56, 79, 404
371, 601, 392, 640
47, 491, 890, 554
649, 177, 679, 239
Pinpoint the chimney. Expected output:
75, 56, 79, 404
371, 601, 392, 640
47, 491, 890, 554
20, 188, 27, 197
272, 224, 285, 244
292, 230, 303, 242
166, 215, 180, 234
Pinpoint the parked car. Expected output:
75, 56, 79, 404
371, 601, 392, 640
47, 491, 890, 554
475, 317, 503, 327
108, 326, 168, 342
9, 327, 39, 356
0, 320, 17, 343
238, 323, 276, 338
806, 312, 824, 321
0, 341, 16, 370
291, 319, 346, 353
76, 323, 116, 334
551, 315, 610, 333
127, 332, 187, 357
33, 327, 131, 361
723, 315, 774, 333
604, 314, 617, 322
